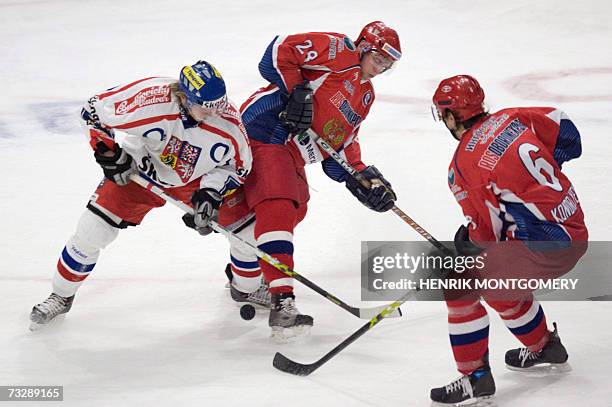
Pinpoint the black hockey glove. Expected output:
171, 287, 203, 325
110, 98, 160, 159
94, 144, 136, 186
454, 225, 484, 256
279, 82, 313, 134
346, 166, 397, 212
182, 188, 222, 236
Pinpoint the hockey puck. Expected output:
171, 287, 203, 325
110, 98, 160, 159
240, 304, 256, 320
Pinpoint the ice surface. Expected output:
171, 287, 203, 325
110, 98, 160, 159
1, 0, 611, 406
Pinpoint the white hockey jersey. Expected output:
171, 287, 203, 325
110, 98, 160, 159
83, 77, 252, 196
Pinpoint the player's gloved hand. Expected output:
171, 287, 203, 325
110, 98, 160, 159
279, 81, 313, 134
183, 188, 222, 236
454, 225, 484, 256
346, 166, 397, 212
94, 144, 136, 186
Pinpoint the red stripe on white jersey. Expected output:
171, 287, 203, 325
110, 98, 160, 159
219, 105, 250, 147
198, 122, 244, 172
97, 77, 158, 100
114, 114, 181, 130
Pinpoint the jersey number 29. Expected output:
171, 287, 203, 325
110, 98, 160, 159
295, 40, 318, 63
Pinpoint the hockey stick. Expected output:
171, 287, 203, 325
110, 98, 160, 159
305, 128, 454, 257
273, 258, 451, 375
273, 291, 411, 376
272, 130, 456, 375
129, 173, 401, 320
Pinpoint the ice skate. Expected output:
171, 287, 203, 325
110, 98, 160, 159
269, 293, 313, 342
29, 293, 74, 331
505, 322, 571, 373
224, 264, 272, 309
430, 354, 496, 406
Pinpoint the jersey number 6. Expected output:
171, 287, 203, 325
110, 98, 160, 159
518, 143, 562, 191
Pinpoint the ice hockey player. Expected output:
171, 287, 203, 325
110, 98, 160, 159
428, 74, 588, 405
29, 61, 252, 329
217, 21, 401, 340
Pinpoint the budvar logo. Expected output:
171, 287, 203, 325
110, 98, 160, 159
114, 85, 172, 115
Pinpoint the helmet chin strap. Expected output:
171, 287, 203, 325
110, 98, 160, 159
450, 127, 463, 141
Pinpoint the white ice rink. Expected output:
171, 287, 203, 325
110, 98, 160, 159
1, 0, 612, 405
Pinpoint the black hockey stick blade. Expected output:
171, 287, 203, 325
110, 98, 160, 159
273, 352, 320, 376
272, 298, 408, 376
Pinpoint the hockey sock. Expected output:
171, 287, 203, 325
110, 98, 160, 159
52, 210, 118, 297
489, 297, 550, 352
229, 222, 262, 293
447, 299, 491, 374
254, 199, 297, 295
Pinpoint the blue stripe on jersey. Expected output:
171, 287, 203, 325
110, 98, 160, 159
453, 151, 466, 182
449, 326, 490, 347
508, 305, 544, 336
259, 36, 288, 93
258, 240, 294, 256
241, 89, 289, 144
80, 107, 93, 122
230, 255, 259, 270
61, 248, 95, 273
322, 156, 349, 182
503, 202, 571, 245
554, 119, 582, 167
219, 177, 242, 197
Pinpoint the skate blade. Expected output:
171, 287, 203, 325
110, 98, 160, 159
505, 362, 572, 374
29, 321, 44, 332
28, 313, 66, 332
270, 324, 312, 343
431, 395, 496, 407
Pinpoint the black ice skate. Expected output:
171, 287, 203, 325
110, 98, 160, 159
269, 293, 313, 342
505, 322, 570, 372
430, 355, 495, 406
224, 264, 272, 308
29, 293, 74, 331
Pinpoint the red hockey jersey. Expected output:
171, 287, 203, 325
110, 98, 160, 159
449, 107, 588, 244
241, 32, 375, 181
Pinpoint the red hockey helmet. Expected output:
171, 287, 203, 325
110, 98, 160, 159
432, 75, 485, 122
356, 21, 402, 62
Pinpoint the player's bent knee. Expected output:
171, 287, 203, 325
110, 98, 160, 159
75, 209, 120, 250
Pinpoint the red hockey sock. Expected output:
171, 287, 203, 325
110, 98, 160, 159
254, 199, 298, 295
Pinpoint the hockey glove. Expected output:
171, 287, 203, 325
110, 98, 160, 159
183, 188, 222, 236
279, 82, 313, 134
94, 144, 136, 186
346, 166, 397, 212
454, 225, 484, 256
